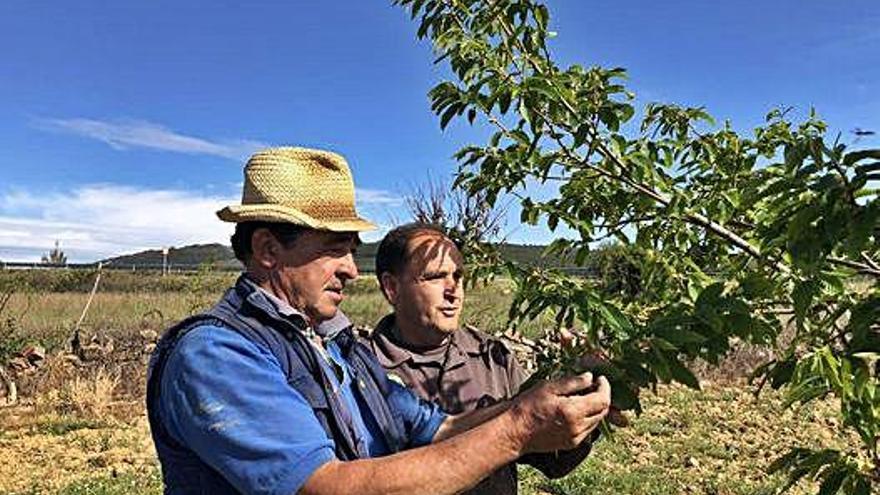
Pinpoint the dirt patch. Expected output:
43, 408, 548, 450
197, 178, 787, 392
0, 407, 157, 494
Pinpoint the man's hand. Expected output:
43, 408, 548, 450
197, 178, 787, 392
508, 372, 611, 454
559, 328, 630, 428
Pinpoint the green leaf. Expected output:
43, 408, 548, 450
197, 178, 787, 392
534, 5, 549, 30
598, 106, 620, 132
817, 465, 847, 495
852, 476, 871, 495
792, 280, 819, 328
770, 358, 797, 389
610, 381, 640, 412
768, 448, 809, 474
574, 245, 590, 266
655, 325, 706, 346
619, 359, 654, 389
619, 104, 635, 123
696, 282, 724, 308
573, 123, 591, 148
845, 202, 880, 255
843, 149, 880, 166
648, 347, 673, 382
410, 0, 425, 18
498, 90, 512, 114
667, 356, 700, 389
439, 103, 460, 130
739, 272, 775, 299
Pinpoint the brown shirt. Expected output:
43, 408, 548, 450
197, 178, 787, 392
364, 314, 527, 494
364, 315, 595, 493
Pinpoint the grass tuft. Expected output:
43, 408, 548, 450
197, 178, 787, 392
59, 368, 119, 419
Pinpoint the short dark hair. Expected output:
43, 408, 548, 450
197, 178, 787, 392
375, 222, 454, 289
230, 221, 307, 263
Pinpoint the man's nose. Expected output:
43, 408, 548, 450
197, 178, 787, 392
338, 252, 359, 280
443, 275, 461, 298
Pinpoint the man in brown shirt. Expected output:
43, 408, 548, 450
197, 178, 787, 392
364, 223, 595, 494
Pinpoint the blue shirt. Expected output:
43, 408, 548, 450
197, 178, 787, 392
157, 324, 446, 495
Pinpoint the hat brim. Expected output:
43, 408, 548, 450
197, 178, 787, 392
217, 204, 376, 232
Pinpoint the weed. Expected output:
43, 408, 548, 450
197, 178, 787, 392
0, 316, 27, 363
58, 368, 119, 420
38, 416, 104, 436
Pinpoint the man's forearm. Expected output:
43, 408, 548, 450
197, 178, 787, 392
300, 408, 524, 495
440, 402, 597, 479
301, 373, 611, 495
432, 399, 512, 442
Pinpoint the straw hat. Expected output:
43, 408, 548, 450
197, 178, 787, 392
217, 147, 377, 232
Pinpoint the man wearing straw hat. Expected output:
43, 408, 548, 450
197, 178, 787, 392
146, 147, 612, 495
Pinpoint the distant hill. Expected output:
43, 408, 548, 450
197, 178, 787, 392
104, 244, 239, 270
104, 241, 569, 272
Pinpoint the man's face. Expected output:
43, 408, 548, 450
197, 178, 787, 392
383, 232, 465, 342
272, 230, 359, 324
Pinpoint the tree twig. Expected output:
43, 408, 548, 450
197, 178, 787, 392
861, 251, 880, 272
828, 256, 880, 278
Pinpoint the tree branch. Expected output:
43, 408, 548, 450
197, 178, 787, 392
828, 256, 880, 278
489, 10, 789, 274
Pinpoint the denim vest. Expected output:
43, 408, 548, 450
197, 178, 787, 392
146, 275, 407, 494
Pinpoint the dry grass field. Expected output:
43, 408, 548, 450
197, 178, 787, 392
0, 270, 859, 494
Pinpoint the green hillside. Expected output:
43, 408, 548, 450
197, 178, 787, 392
104, 244, 239, 270
104, 241, 569, 272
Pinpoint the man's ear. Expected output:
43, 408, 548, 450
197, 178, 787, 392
250, 228, 280, 269
379, 272, 399, 305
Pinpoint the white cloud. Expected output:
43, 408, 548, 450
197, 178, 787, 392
0, 185, 236, 262
356, 188, 404, 205
0, 184, 408, 263
35, 118, 268, 160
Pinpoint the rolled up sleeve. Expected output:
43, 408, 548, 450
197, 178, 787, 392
385, 380, 447, 447
159, 325, 336, 495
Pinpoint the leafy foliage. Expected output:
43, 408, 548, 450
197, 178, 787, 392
395, 0, 880, 491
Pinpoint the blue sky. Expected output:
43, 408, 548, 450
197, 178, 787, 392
0, 1, 877, 262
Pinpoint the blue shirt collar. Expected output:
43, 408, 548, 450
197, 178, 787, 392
240, 274, 351, 340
